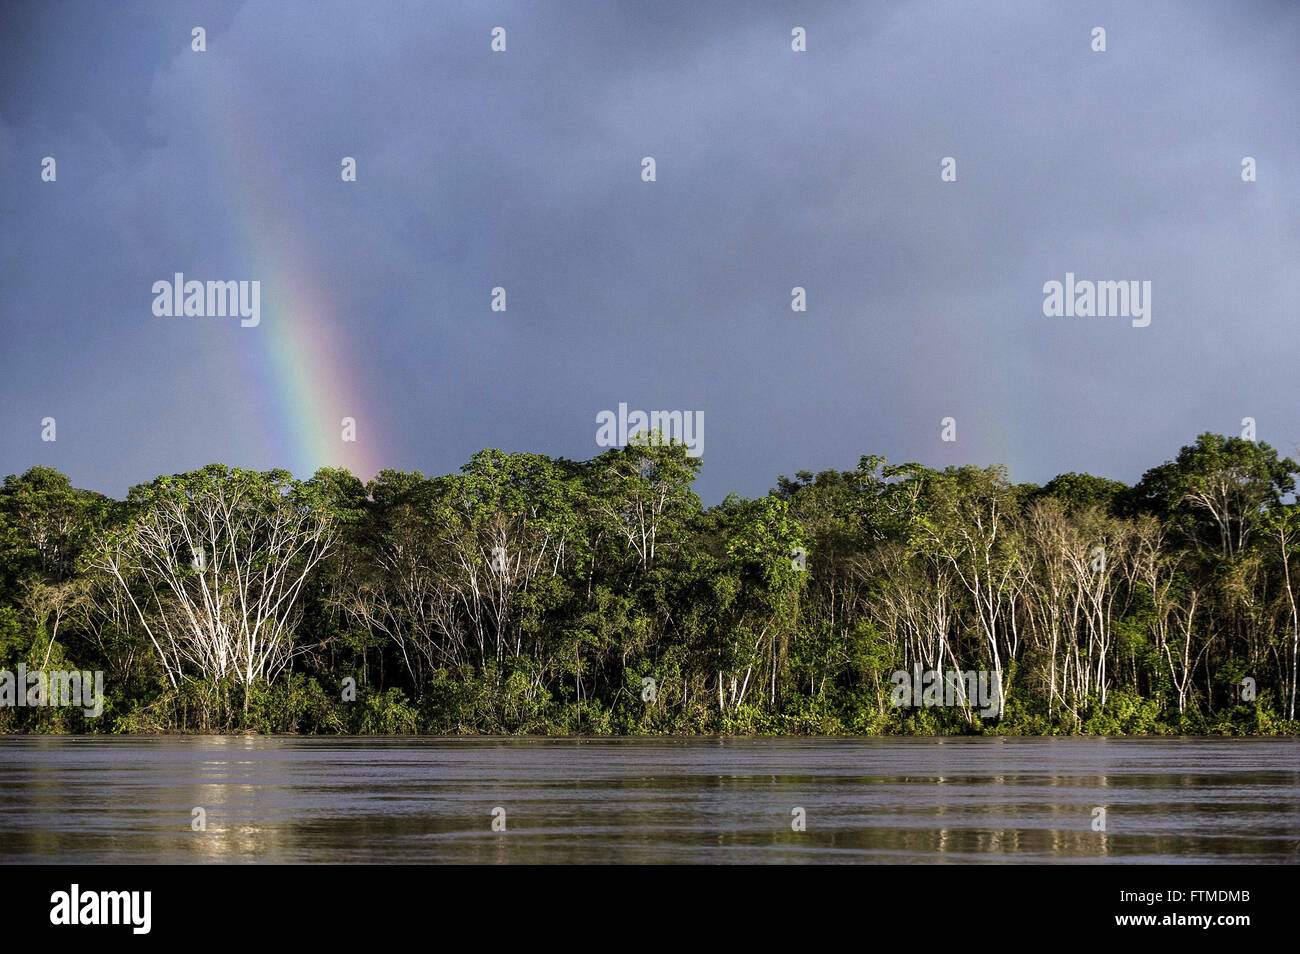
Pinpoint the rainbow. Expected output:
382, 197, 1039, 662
204, 77, 384, 484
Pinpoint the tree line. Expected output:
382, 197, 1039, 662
1, 431, 1297, 735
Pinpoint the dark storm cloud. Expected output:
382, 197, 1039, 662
2, 0, 1297, 501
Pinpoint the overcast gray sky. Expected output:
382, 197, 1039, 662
2, 0, 1298, 502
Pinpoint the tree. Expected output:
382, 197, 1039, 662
92, 466, 333, 708
1259, 505, 1300, 719
898, 465, 1020, 720
1133, 433, 1298, 558
1033, 472, 1129, 514
0, 466, 109, 592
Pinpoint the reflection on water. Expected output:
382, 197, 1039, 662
1, 736, 1297, 863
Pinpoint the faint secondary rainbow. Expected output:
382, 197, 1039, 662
205, 79, 383, 483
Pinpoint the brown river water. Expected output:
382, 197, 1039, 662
1, 736, 1297, 863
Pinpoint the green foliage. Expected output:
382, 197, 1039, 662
1, 433, 1298, 736
1078, 689, 1165, 735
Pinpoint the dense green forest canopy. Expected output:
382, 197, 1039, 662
2, 432, 1298, 735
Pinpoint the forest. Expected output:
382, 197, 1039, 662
1, 431, 1297, 736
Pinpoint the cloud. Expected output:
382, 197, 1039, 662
2, 0, 1298, 498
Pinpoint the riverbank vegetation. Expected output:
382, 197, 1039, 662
2, 431, 1298, 736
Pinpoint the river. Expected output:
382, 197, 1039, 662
1, 736, 1297, 863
